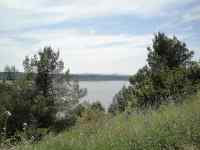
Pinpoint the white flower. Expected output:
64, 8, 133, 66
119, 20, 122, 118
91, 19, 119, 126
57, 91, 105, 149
56, 112, 66, 120
23, 122, 28, 127
61, 97, 67, 101
31, 136, 35, 141
5, 111, 12, 116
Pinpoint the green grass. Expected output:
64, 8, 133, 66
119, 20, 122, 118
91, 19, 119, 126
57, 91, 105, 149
15, 94, 200, 150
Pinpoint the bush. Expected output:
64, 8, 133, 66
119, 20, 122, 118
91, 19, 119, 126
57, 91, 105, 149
13, 93, 200, 150
51, 113, 77, 133
108, 86, 136, 115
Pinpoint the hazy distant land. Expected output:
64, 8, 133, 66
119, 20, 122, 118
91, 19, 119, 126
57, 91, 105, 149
0, 72, 129, 81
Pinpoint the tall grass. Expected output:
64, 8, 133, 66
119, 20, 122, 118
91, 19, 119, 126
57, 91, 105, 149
16, 94, 200, 150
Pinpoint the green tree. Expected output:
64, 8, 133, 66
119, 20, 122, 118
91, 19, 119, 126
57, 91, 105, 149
130, 33, 197, 108
0, 79, 35, 137
23, 56, 36, 80
121, 33, 198, 110
0, 46, 86, 139
147, 32, 194, 71
27, 47, 64, 127
33, 47, 64, 98
24, 47, 85, 128
108, 86, 136, 114
187, 61, 200, 86
91, 101, 105, 112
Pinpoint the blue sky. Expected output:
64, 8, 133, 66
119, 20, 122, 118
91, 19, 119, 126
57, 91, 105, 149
0, 0, 199, 74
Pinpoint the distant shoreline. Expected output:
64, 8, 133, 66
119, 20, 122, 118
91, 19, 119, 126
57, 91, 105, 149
0, 72, 129, 81
71, 74, 129, 81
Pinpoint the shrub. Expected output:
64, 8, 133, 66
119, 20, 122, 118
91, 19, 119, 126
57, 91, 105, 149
14, 93, 200, 150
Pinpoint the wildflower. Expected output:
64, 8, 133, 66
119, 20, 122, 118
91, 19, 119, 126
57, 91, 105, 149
23, 122, 28, 127
5, 111, 12, 116
23, 122, 28, 131
31, 135, 35, 141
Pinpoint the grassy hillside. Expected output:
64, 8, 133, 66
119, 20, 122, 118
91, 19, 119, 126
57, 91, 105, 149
15, 94, 200, 150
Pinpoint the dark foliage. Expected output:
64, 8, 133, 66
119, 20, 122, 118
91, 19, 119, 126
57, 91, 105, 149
109, 33, 200, 113
0, 47, 84, 141
90, 101, 105, 112
108, 86, 135, 114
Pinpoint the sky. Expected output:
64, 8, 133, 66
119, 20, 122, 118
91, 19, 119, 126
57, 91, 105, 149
0, 0, 200, 74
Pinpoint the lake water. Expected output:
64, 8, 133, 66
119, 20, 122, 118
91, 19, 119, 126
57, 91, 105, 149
79, 81, 129, 109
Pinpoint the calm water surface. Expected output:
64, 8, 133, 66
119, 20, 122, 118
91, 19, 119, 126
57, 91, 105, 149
79, 81, 129, 109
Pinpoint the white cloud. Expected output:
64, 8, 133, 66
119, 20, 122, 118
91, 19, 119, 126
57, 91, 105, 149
157, 3, 200, 31
182, 5, 200, 23
0, 0, 196, 31
0, 26, 198, 74
0, 0, 199, 74
0, 27, 152, 74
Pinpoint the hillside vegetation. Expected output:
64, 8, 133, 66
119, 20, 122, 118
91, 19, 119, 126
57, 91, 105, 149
1, 33, 200, 150
14, 94, 200, 150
